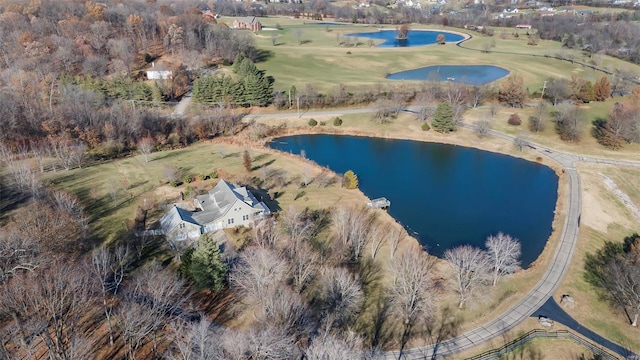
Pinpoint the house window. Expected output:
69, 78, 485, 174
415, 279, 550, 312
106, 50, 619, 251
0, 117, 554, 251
228, 218, 234, 225
179, 223, 185, 229
242, 215, 249, 221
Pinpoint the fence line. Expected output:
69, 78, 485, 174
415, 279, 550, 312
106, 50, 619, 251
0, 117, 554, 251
465, 329, 619, 360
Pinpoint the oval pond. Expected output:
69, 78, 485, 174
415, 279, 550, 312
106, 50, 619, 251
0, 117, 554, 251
269, 135, 558, 268
345, 30, 465, 48
387, 65, 510, 85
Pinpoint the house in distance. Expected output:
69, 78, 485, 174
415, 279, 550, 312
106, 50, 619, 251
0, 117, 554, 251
160, 179, 271, 241
232, 16, 262, 32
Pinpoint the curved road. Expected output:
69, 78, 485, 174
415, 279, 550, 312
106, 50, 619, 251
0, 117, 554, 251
247, 107, 640, 358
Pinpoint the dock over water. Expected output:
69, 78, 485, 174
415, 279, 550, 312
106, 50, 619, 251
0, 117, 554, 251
367, 197, 391, 209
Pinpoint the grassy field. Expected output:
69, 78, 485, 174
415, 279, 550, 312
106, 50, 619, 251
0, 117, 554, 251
552, 163, 640, 353
215, 17, 640, 93
40, 140, 371, 244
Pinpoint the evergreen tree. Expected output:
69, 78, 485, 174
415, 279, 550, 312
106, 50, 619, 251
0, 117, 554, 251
189, 234, 228, 292
343, 170, 359, 189
432, 102, 456, 132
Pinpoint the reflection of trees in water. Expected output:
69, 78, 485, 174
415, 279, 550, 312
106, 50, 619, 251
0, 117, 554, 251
396, 24, 409, 40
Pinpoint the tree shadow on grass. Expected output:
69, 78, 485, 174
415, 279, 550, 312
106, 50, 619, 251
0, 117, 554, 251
254, 49, 274, 63
252, 159, 275, 171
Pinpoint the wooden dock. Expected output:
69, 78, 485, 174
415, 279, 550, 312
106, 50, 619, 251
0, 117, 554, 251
367, 197, 391, 209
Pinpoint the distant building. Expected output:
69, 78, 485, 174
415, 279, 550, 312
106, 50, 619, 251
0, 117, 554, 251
232, 16, 262, 32
160, 179, 271, 241
146, 62, 172, 80
515, 24, 532, 30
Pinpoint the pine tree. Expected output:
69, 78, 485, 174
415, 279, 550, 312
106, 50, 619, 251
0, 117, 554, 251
343, 170, 359, 189
189, 234, 228, 292
432, 102, 456, 132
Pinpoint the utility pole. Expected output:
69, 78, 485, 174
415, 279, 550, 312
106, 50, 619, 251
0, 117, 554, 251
540, 80, 547, 101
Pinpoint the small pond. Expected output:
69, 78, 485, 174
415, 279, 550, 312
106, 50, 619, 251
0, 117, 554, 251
345, 30, 464, 48
269, 135, 558, 268
387, 65, 510, 85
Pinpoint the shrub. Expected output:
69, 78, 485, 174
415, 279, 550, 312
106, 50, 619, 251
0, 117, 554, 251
169, 180, 181, 187
333, 117, 343, 126
421, 122, 431, 131
308, 119, 318, 126
182, 174, 194, 184
198, 174, 207, 181
275, 23, 283, 30
143, 53, 153, 63
346, 51, 352, 54
508, 113, 522, 126
319, 121, 327, 126
209, 171, 218, 179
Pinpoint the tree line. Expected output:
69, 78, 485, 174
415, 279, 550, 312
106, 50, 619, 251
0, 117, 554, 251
193, 54, 274, 107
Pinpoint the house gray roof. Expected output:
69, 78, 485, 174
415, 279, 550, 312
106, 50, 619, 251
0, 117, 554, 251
160, 206, 200, 234
160, 179, 271, 241
237, 16, 260, 25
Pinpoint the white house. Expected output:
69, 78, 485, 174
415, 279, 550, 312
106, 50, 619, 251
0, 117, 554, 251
160, 179, 271, 241
146, 62, 173, 80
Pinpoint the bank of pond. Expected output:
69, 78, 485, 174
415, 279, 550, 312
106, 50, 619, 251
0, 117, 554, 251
269, 134, 558, 268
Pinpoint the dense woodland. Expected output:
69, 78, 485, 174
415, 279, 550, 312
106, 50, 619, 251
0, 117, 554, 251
1, 0, 640, 358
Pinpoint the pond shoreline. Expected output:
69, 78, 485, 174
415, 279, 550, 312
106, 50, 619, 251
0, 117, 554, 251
255, 121, 566, 267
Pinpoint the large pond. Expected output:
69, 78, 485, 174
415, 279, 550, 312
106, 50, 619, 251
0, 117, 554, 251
269, 135, 558, 268
345, 30, 464, 48
387, 65, 510, 85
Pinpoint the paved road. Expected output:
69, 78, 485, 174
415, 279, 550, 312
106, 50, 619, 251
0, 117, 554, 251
533, 298, 637, 359
248, 106, 640, 358
173, 91, 192, 116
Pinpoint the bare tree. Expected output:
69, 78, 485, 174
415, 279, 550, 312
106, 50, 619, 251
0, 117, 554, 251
474, 119, 491, 138
389, 248, 438, 345
137, 136, 155, 163
253, 219, 281, 249
261, 288, 312, 341
240, 326, 297, 359
470, 84, 493, 108
30, 138, 52, 173
486, 233, 521, 286
230, 246, 288, 301
444, 245, 491, 308
288, 241, 319, 294
281, 206, 314, 248
130, 263, 189, 357
305, 331, 363, 360
166, 317, 219, 360
293, 28, 304, 45
605, 255, 640, 327
318, 267, 364, 330
514, 133, 529, 152
332, 206, 376, 262
0, 230, 39, 283
389, 227, 405, 259
89, 246, 129, 346
369, 224, 389, 260
27, 261, 94, 360
116, 299, 155, 360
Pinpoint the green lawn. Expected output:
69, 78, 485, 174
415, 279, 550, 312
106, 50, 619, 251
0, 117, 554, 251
218, 17, 640, 93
